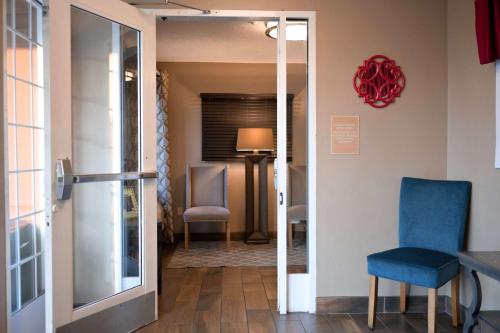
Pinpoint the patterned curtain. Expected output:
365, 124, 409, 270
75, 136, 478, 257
156, 70, 174, 243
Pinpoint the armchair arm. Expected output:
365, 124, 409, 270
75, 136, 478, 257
185, 164, 192, 209
287, 164, 291, 207
223, 165, 229, 209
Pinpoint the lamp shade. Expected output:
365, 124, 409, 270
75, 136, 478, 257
236, 128, 274, 152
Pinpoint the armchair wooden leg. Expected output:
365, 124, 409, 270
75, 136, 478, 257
288, 222, 293, 248
184, 223, 189, 251
428, 288, 437, 333
226, 221, 231, 248
400, 282, 409, 313
368, 275, 378, 330
451, 275, 461, 327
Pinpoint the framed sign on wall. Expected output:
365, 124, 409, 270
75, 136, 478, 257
331, 115, 360, 155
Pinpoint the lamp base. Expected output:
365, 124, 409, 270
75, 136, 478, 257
244, 154, 271, 244
246, 231, 269, 244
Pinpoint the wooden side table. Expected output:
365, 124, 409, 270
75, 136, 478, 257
458, 251, 500, 333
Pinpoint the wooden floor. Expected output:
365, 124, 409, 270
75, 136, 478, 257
136, 266, 460, 333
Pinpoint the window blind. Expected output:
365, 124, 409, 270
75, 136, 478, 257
200, 93, 293, 161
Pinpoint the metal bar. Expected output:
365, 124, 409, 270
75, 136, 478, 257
73, 171, 157, 183
168, 1, 211, 14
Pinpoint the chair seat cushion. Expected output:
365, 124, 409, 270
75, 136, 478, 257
183, 206, 230, 222
288, 204, 307, 222
367, 247, 459, 288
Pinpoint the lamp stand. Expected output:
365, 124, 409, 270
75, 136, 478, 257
244, 154, 270, 244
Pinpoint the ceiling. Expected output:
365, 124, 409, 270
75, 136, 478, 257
156, 20, 307, 63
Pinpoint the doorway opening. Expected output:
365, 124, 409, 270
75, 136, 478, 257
147, 9, 316, 329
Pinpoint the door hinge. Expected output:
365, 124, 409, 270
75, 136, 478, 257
42, 5, 49, 17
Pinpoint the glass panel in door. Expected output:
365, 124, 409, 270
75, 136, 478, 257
286, 19, 308, 274
71, 6, 142, 309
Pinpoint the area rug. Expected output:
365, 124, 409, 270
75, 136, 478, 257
167, 240, 306, 268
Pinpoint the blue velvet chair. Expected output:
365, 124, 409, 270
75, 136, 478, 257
367, 177, 471, 333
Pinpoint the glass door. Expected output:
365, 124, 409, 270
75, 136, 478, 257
276, 18, 288, 314
44, 0, 157, 332
285, 18, 312, 313
275, 14, 316, 314
5, 1, 46, 332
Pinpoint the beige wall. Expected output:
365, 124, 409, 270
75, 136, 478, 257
159, 0, 450, 299
157, 62, 307, 235
314, 0, 449, 298
448, 0, 500, 310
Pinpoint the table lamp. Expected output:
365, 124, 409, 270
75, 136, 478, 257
236, 128, 274, 244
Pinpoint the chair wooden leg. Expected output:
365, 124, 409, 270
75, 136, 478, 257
226, 221, 231, 248
184, 223, 189, 251
368, 275, 378, 329
400, 282, 409, 313
451, 275, 461, 327
428, 288, 437, 333
288, 222, 293, 248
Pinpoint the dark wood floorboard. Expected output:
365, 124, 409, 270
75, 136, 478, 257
136, 252, 459, 333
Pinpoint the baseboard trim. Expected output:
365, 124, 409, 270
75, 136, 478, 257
316, 295, 447, 314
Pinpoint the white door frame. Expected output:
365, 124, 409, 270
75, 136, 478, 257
44, 0, 157, 331
143, 8, 317, 314
1, 0, 8, 330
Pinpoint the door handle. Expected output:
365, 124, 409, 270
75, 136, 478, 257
73, 171, 158, 183
56, 158, 157, 201
56, 158, 73, 200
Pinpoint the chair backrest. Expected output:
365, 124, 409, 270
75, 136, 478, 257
186, 165, 228, 208
399, 177, 471, 256
289, 165, 306, 206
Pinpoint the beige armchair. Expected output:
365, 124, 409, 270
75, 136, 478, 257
183, 165, 230, 250
287, 165, 307, 248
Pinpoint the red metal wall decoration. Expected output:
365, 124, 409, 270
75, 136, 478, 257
353, 55, 406, 108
